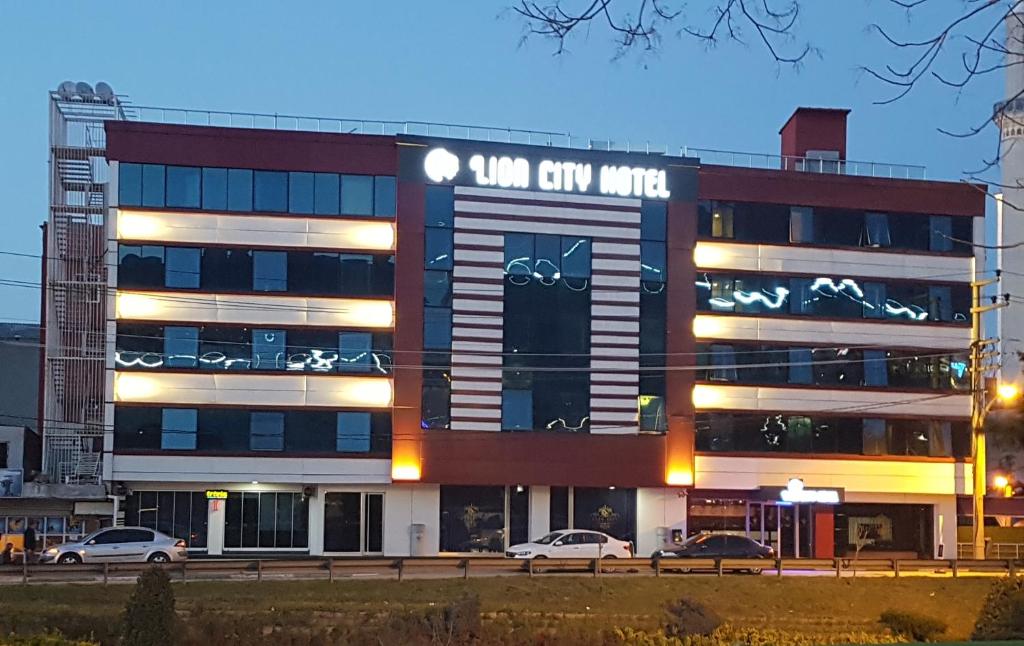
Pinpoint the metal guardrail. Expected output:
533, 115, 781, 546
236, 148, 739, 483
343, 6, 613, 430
957, 542, 1024, 560
685, 147, 927, 180
0, 556, 1020, 585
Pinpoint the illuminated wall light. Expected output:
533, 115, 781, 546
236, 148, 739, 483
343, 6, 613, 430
692, 316, 723, 339
349, 222, 396, 250
347, 300, 395, 328
692, 384, 727, 409
116, 292, 162, 319
692, 243, 729, 268
114, 373, 160, 401
391, 464, 422, 481
666, 469, 694, 487
339, 378, 393, 408
117, 212, 166, 239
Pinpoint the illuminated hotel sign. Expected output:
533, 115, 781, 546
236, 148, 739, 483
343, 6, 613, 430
778, 478, 841, 505
423, 147, 671, 199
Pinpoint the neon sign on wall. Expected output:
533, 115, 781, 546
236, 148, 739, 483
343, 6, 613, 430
424, 147, 670, 199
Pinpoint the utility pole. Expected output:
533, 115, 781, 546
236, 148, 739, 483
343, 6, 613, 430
971, 273, 1010, 560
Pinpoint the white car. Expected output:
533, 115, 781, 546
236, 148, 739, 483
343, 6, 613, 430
506, 529, 633, 559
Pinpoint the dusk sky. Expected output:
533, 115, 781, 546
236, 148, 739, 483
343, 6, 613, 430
0, 0, 1001, 321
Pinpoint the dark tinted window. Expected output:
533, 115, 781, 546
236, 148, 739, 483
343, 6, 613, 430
254, 171, 288, 212
314, 173, 340, 215
164, 327, 198, 368
166, 166, 201, 208
202, 168, 228, 210
374, 176, 396, 217
641, 201, 667, 241
250, 412, 285, 451
164, 247, 200, 289
425, 185, 454, 227
252, 329, 286, 370
119, 163, 142, 206
253, 251, 287, 292
425, 229, 454, 270
423, 307, 452, 349
341, 175, 373, 215
337, 411, 371, 452
161, 408, 197, 451
288, 172, 315, 214
227, 169, 253, 211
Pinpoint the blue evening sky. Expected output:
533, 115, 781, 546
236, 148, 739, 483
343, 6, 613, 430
0, 0, 1001, 321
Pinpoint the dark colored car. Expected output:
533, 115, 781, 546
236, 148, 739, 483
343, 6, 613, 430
651, 534, 774, 573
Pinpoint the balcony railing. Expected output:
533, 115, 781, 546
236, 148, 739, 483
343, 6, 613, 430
686, 147, 927, 180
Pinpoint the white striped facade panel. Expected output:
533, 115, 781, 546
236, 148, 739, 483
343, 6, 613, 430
452, 298, 502, 314
451, 340, 502, 353
453, 265, 504, 280
454, 186, 641, 208
592, 319, 640, 333
450, 380, 502, 392
591, 346, 640, 358
454, 248, 504, 264
452, 327, 503, 340
591, 384, 641, 396
592, 242, 641, 257
450, 366, 503, 380
451, 394, 502, 406
592, 334, 640, 346
592, 291, 640, 304
592, 372, 640, 384
591, 397, 639, 411
591, 274, 640, 289
592, 304, 640, 318
450, 421, 502, 432
453, 314, 502, 326
451, 408, 502, 420
455, 201, 641, 225
592, 258, 640, 272
591, 359, 641, 372
453, 232, 504, 247
454, 216, 640, 240
452, 353, 502, 366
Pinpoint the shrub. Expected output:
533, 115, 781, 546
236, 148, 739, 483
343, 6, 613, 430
972, 575, 1024, 641
614, 625, 905, 646
878, 610, 946, 642
120, 567, 178, 646
663, 597, 721, 638
426, 594, 482, 645
0, 633, 98, 646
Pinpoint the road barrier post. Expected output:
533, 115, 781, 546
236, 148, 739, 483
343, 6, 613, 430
181, 561, 187, 583
834, 558, 841, 578
327, 558, 334, 583
592, 559, 599, 578
716, 559, 723, 577
397, 559, 404, 581
528, 558, 534, 578
776, 558, 783, 577
1009, 560, 1016, 577
257, 559, 263, 582
462, 559, 470, 580
20, 558, 27, 585
893, 559, 900, 578
952, 559, 959, 578
103, 562, 109, 585
655, 559, 661, 578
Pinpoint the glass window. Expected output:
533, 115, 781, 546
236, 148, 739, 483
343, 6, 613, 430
164, 326, 198, 368
161, 408, 197, 451
288, 172, 315, 214
424, 270, 452, 307
252, 329, 286, 371
863, 418, 886, 456
789, 207, 814, 243
930, 216, 953, 252
165, 166, 201, 208
339, 332, 373, 373
253, 251, 287, 292
863, 282, 886, 319
164, 247, 200, 288
141, 164, 165, 207
337, 412, 371, 453
314, 173, 340, 215
250, 412, 284, 451
323, 492, 361, 552
200, 247, 252, 291
253, 171, 288, 212
639, 395, 666, 432
709, 344, 737, 382
641, 241, 666, 283
504, 233, 533, 277
864, 350, 888, 386
227, 169, 253, 212
502, 389, 533, 431
202, 168, 228, 211
560, 237, 591, 279
788, 348, 813, 384
425, 228, 454, 270
119, 163, 143, 206
641, 202, 667, 241
423, 307, 452, 350
929, 285, 953, 321
425, 185, 454, 227
534, 234, 560, 279
199, 327, 250, 371
374, 176, 397, 217
573, 487, 637, 543
341, 175, 374, 215
440, 486, 506, 553
864, 213, 891, 247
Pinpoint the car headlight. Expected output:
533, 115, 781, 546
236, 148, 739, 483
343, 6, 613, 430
511, 550, 531, 557
44, 548, 58, 555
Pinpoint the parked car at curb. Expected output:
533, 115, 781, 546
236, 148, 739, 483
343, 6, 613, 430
652, 534, 773, 574
506, 529, 633, 559
38, 527, 188, 564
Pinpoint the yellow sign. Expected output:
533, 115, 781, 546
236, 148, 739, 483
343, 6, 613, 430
205, 490, 228, 500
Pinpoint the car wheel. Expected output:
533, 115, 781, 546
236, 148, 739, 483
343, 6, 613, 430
747, 568, 763, 575
602, 554, 617, 559
147, 552, 170, 564
57, 553, 81, 565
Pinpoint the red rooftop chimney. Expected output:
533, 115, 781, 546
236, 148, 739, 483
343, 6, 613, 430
780, 107, 850, 161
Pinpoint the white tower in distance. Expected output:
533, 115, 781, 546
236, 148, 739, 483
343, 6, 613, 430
996, 12, 1024, 383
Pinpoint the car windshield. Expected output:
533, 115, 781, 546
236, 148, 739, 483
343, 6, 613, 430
534, 532, 564, 545
682, 534, 709, 547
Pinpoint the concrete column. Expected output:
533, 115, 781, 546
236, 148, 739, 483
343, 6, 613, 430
307, 488, 324, 556
383, 484, 440, 556
637, 488, 687, 555
529, 486, 550, 540
206, 498, 225, 556
935, 496, 958, 559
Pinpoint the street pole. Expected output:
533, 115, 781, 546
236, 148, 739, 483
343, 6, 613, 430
971, 275, 1007, 559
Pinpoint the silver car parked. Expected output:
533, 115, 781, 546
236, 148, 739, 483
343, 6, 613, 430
39, 527, 188, 564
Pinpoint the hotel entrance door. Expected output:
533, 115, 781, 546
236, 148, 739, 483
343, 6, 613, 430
746, 502, 813, 558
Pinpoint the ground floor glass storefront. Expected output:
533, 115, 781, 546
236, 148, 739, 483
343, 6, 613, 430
223, 492, 308, 550
323, 492, 383, 554
124, 491, 209, 549
834, 503, 932, 558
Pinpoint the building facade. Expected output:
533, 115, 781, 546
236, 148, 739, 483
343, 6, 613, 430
98, 108, 981, 559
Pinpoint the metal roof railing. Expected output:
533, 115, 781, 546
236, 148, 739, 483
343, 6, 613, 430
685, 147, 927, 180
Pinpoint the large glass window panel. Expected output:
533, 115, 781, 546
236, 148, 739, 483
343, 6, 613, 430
889, 214, 930, 250
258, 493, 276, 547
252, 329, 286, 371
114, 407, 162, 450
202, 168, 228, 210
313, 173, 340, 215
337, 412, 371, 453
788, 348, 813, 384
365, 494, 383, 553
502, 389, 533, 431
423, 307, 452, 349
374, 176, 397, 217
275, 494, 294, 547
199, 327, 250, 370
200, 248, 252, 291
286, 329, 338, 373
863, 213, 891, 247
560, 237, 591, 279
339, 332, 372, 373
639, 395, 667, 432
785, 416, 813, 452
118, 245, 165, 289
288, 172, 315, 214
307, 252, 340, 294
253, 171, 288, 212
253, 251, 287, 292
928, 285, 953, 322
863, 282, 886, 319
164, 247, 200, 289
788, 277, 813, 315
141, 164, 165, 207
504, 233, 533, 277
863, 350, 888, 386
424, 270, 453, 307
640, 242, 666, 283
164, 326, 198, 368
641, 201, 667, 241
709, 344, 737, 382
165, 166, 201, 208
323, 492, 361, 552
227, 169, 253, 212
863, 418, 886, 456
534, 234, 560, 279
338, 254, 372, 295
250, 412, 285, 451
341, 175, 374, 215
425, 229, 454, 270
421, 378, 451, 430
930, 215, 953, 252
439, 486, 506, 553
119, 163, 143, 206
425, 185, 454, 228
950, 217, 974, 253
573, 487, 637, 543
161, 408, 197, 451
789, 207, 814, 243
509, 486, 530, 546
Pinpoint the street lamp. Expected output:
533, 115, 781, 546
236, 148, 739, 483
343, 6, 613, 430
972, 379, 1020, 558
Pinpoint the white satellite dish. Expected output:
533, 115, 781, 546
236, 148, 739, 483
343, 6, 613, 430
95, 82, 115, 103
57, 81, 76, 100
75, 82, 94, 100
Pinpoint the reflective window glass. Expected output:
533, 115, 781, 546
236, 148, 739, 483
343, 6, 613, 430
314, 173, 340, 215
119, 163, 142, 206
425, 228, 454, 270
561, 237, 591, 279
288, 172, 315, 214
337, 412, 371, 453
253, 251, 287, 292
641, 202, 667, 241
534, 234, 560, 279
341, 175, 373, 215
161, 408, 197, 451
164, 327, 198, 369
424, 270, 452, 307
788, 348, 813, 384
227, 169, 253, 211
164, 247, 200, 288
202, 168, 228, 210
641, 242, 666, 283
789, 207, 814, 243
930, 216, 953, 252
423, 307, 452, 350
254, 171, 288, 212
250, 412, 284, 451
373, 176, 396, 217
165, 166, 201, 208
339, 332, 372, 373
504, 233, 533, 277
252, 329, 286, 371
425, 185, 454, 227
502, 389, 533, 431
141, 164, 165, 207
864, 349, 888, 386
864, 213, 891, 247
